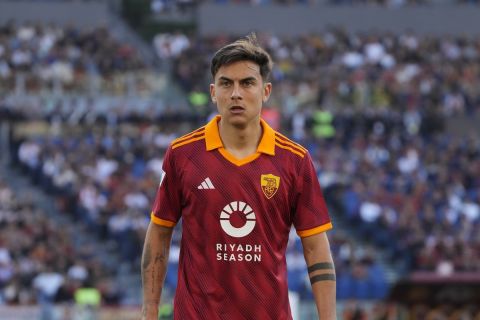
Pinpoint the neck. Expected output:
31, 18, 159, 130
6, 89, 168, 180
218, 118, 262, 158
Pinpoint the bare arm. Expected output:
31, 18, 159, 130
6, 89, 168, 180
301, 232, 336, 320
141, 222, 174, 320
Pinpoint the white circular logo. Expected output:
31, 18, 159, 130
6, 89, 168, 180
220, 201, 256, 238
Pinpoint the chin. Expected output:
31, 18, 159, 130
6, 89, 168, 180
228, 118, 248, 129
221, 113, 258, 129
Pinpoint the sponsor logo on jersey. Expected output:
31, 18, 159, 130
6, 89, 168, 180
217, 201, 262, 262
219, 201, 256, 238
216, 243, 262, 262
261, 174, 280, 199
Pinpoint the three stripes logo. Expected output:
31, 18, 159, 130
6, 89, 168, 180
198, 177, 215, 190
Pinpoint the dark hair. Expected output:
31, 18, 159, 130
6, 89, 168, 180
210, 33, 273, 81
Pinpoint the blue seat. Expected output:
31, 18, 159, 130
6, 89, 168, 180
337, 272, 354, 300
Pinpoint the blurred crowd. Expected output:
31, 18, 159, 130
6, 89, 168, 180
1, 23, 480, 317
168, 30, 480, 119
0, 178, 122, 307
150, 0, 478, 9
0, 21, 150, 95
321, 112, 480, 274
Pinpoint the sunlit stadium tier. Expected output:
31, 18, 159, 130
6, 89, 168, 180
0, 23, 153, 94
171, 31, 480, 119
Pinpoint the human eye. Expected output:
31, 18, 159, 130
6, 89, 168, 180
242, 79, 255, 87
219, 79, 231, 87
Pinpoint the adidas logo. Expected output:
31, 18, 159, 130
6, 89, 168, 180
197, 177, 215, 190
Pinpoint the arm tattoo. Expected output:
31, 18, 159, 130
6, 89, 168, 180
307, 262, 334, 274
142, 243, 152, 270
310, 274, 336, 284
155, 243, 168, 264
308, 262, 335, 284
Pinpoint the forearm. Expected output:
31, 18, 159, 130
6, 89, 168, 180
309, 262, 336, 319
301, 233, 336, 320
141, 223, 173, 319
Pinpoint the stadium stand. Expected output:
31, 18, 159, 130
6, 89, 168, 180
1, 0, 480, 319
0, 174, 122, 308
171, 30, 480, 117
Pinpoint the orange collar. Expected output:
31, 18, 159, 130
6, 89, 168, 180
204, 115, 275, 156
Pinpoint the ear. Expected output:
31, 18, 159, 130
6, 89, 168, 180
263, 82, 272, 103
210, 84, 216, 103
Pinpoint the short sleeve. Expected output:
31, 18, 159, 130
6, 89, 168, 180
293, 152, 333, 237
150, 146, 182, 227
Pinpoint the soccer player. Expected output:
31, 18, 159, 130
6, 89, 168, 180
141, 34, 336, 320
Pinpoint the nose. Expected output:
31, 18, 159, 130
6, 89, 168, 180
231, 83, 242, 100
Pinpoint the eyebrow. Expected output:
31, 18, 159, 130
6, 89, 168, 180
217, 76, 258, 83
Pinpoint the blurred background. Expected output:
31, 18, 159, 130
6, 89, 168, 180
0, 0, 479, 319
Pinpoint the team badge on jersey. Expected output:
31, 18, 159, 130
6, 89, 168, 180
261, 174, 280, 199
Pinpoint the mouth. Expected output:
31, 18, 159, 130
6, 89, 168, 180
229, 106, 245, 114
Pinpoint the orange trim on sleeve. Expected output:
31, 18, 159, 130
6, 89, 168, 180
150, 213, 176, 227
297, 222, 333, 238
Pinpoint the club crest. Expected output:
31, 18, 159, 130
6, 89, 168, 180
261, 174, 280, 199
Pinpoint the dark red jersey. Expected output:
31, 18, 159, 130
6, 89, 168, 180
151, 115, 332, 320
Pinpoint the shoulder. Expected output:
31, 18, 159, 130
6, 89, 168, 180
164, 126, 207, 166
170, 126, 206, 151
273, 131, 308, 159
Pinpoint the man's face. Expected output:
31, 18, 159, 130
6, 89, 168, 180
210, 60, 272, 129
